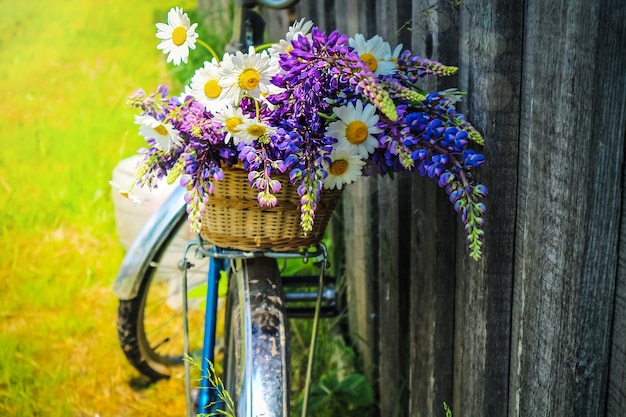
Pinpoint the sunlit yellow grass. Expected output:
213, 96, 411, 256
0, 0, 199, 415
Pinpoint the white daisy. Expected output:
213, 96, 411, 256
189, 59, 229, 113
326, 100, 382, 157
235, 118, 277, 145
349, 34, 397, 76
390, 43, 403, 62
135, 114, 182, 151
218, 46, 273, 103
268, 18, 314, 61
322, 149, 366, 190
212, 106, 251, 144
109, 181, 142, 205
156, 7, 198, 66
178, 84, 193, 103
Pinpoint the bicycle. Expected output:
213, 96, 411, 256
114, 1, 343, 416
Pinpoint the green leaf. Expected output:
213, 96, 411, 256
303, 383, 333, 413
335, 373, 375, 407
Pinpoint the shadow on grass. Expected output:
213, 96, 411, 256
128, 375, 159, 391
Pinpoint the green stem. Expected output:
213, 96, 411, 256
317, 111, 336, 121
197, 38, 220, 63
253, 42, 273, 51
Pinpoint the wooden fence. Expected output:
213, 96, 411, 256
202, 0, 626, 415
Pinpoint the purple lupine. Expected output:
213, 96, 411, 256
129, 22, 489, 258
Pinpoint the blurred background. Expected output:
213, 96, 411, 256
0, 1, 201, 415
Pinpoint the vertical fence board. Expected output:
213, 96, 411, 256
581, 1, 626, 413
602, 3, 626, 414
453, 0, 523, 416
407, 2, 460, 416
208, 1, 626, 416
610, 131, 626, 415
376, 175, 403, 417
373, 2, 410, 416
409, 175, 456, 417
259, 7, 292, 44
342, 180, 378, 377
511, 0, 625, 416
296, 0, 381, 385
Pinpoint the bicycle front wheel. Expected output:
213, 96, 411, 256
116, 216, 210, 381
223, 257, 290, 417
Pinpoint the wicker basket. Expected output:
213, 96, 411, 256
200, 167, 342, 251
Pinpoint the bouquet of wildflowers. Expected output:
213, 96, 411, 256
126, 7, 487, 259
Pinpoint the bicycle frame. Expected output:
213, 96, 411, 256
180, 246, 227, 416
114, 1, 313, 415
183, 241, 330, 415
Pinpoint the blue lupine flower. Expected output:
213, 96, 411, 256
129, 17, 488, 258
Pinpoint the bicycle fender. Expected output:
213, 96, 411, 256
113, 186, 188, 300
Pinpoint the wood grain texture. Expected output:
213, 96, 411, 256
453, 0, 523, 416
406, 2, 459, 416
376, 174, 405, 416
258, 7, 292, 44
511, 0, 625, 416
409, 176, 456, 417
599, 2, 626, 414
374, 2, 411, 416
207, 1, 626, 416
342, 178, 378, 378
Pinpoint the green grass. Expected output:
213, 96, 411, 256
0, 2, 371, 415
0, 1, 201, 415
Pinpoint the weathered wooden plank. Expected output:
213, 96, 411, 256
409, 176, 456, 417
202, 2, 626, 417
608, 129, 626, 415
451, 0, 523, 416
258, 6, 293, 44
331, 0, 375, 36
511, 0, 625, 416
373, 1, 412, 416
376, 173, 406, 416
406, 2, 461, 416
343, 179, 378, 378
294, 0, 382, 390
296, 0, 337, 32
587, 0, 626, 415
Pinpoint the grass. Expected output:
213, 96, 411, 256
0, 2, 371, 415
0, 0, 206, 415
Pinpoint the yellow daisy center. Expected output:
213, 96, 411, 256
330, 160, 349, 176
225, 117, 242, 132
360, 53, 378, 72
238, 69, 261, 91
345, 121, 369, 144
153, 124, 168, 136
204, 79, 222, 98
247, 124, 266, 137
172, 26, 187, 46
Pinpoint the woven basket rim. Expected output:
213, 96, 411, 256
199, 167, 342, 251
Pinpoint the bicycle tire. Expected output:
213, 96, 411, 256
117, 217, 210, 381
223, 257, 291, 417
